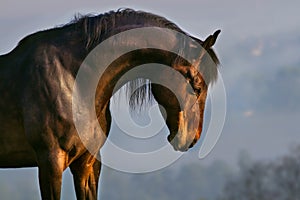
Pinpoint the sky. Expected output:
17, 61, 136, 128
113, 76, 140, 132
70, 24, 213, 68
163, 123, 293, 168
1, 0, 300, 199
1, 0, 300, 54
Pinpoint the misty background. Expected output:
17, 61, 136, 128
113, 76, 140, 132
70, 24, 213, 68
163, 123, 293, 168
1, 0, 300, 199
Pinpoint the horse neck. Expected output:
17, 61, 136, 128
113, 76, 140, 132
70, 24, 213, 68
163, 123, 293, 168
73, 13, 187, 113
94, 49, 178, 113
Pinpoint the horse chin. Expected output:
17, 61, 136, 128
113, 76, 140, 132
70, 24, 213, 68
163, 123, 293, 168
175, 146, 189, 152
172, 144, 189, 152
167, 135, 189, 152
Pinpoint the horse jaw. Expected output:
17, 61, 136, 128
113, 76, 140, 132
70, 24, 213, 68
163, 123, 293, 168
168, 111, 198, 152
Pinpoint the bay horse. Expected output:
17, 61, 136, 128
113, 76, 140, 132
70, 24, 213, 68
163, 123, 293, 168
0, 9, 220, 199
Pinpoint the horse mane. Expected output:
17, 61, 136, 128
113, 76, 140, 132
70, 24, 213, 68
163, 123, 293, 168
70, 8, 220, 110
71, 8, 184, 50
72, 9, 219, 64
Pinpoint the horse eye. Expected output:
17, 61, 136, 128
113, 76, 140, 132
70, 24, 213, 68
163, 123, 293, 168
190, 88, 198, 97
196, 89, 201, 96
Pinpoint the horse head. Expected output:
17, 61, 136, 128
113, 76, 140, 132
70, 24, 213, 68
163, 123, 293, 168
152, 30, 220, 151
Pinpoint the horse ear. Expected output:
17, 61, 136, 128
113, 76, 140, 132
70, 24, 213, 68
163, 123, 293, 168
202, 30, 221, 50
193, 30, 221, 68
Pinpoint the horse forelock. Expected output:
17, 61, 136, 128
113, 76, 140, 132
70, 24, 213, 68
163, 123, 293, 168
172, 52, 219, 87
188, 36, 220, 85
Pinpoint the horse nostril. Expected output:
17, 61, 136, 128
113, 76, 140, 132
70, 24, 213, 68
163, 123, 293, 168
167, 134, 176, 142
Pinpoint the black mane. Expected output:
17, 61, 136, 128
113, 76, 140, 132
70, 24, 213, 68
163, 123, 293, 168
71, 8, 185, 50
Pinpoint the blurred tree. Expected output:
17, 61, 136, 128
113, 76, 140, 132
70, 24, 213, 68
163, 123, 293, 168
271, 146, 300, 199
219, 146, 300, 200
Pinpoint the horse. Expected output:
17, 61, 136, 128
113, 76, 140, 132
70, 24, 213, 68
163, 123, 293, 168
0, 9, 220, 199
